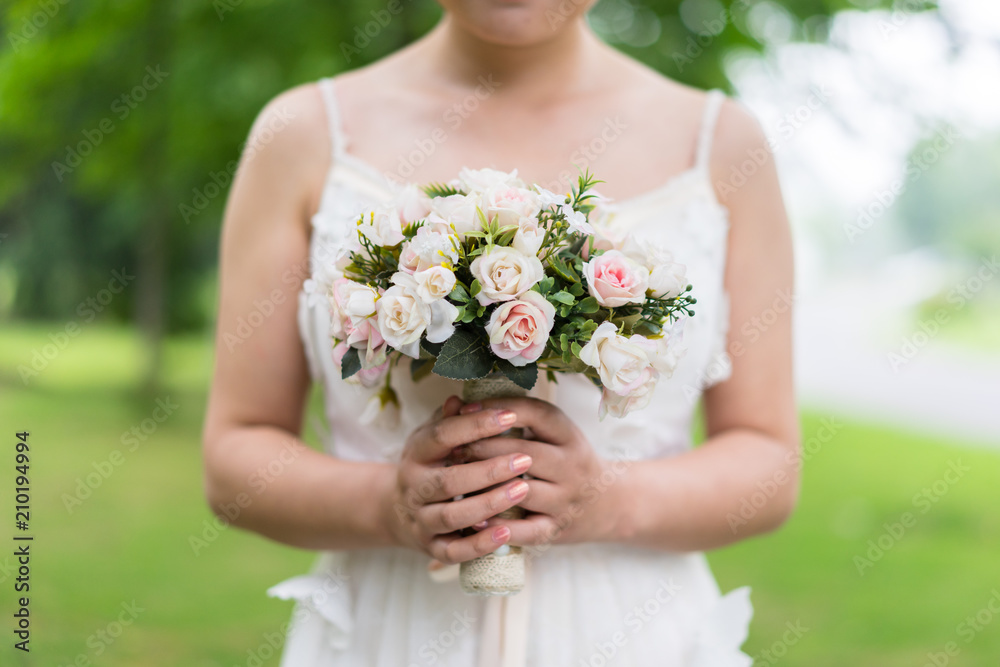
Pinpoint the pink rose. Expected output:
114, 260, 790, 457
485, 291, 556, 367
598, 376, 656, 420
333, 340, 388, 388
582, 250, 649, 308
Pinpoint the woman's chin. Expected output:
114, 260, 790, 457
440, 0, 589, 47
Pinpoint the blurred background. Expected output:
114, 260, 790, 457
1, 0, 997, 665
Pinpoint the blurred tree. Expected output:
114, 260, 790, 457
0, 0, 906, 389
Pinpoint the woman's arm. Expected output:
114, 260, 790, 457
201, 84, 398, 550
610, 98, 800, 551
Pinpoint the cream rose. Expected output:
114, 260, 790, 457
599, 376, 656, 420
396, 184, 432, 224
482, 184, 541, 228
377, 274, 458, 358
413, 265, 456, 302
429, 193, 480, 237
458, 167, 523, 193
578, 322, 656, 396
485, 291, 556, 367
512, 217, 545, 257
470, 246, 545, 306
582, 250, 649, 308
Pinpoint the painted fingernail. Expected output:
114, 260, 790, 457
507, 480, 529, 501
492, 526, 511, 543
510, 454, 532, 472
460, 402, 482, 414
473, 520, 489, 530
498, 410, 517, 427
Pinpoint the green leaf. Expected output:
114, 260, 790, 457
570, 341, 583, 357
549, 254, 579, 282
410, 357, 435, 382
568, 282, 585, 297
423, 182, 463, 198
577, 296, 600, 313
449, 283, 470, 302
420, 339, 444, 357
470, 279, 482, 298
550, 290, 575, 305
432, 328, 494, 381
537, 276, 555, 295
496, 228, 517, 247
341, 347, 361, 380
498, 360, 538, 391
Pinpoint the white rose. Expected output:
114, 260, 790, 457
647, 262, 688, 299
458, 167, 523, 193
329, 279, 378, 339
377, 274, 458, 358
469, 246, 545, 306
429, 193, 480, 237
512, 217, 545, 257
343, 283, 378, 325
621, 237, 687, 299
357, 205, 405, 247
578, 322, 657, 396
413, 265, 456, 302
482, 184, 541, 228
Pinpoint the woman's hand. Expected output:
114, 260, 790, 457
382, 395, 536, 565
455, 397, 632, 549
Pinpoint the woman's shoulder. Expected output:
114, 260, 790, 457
239, 81, 333, 220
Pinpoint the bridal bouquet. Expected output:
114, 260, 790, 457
320, 167, 694, 596
325, 167, 696, 421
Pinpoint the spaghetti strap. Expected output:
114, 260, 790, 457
317, 77, 349, 160
694, 89, 726, 171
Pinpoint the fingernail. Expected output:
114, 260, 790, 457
497, 410, 516, 427
492, 526, 511, 543
460, 402, 482, 414
507, 480, 529, 501
473, 520, 488, 530
510, 454, 532, 472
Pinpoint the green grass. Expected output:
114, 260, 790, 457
1, 322, 998, 666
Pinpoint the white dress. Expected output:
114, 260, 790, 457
268, 76, 753, 667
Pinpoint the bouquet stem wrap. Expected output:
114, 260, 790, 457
459, 373, 527, 596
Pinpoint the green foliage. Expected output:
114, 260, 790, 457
430, 326, 494, 380
423, 182, 463, 198
0, 0, 904, 332
498, 358, 538, 390
341, 346, 361, 379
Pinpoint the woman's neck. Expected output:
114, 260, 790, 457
415, 14, 605, 100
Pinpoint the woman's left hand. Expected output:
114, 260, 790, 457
451, 397, 632, 549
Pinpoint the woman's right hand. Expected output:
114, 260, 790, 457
382, 395, 533, 565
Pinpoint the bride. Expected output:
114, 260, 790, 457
202, 1, 798, 665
